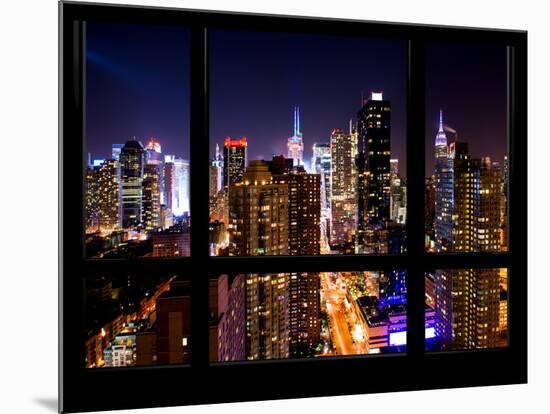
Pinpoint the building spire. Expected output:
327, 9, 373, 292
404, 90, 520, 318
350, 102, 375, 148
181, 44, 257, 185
435, 109, 448, 147
297, 106, 300, 136
293, 107, 297, 136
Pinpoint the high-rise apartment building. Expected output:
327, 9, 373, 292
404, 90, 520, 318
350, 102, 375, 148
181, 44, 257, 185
289, 272, 321, 356
245, 274, 290, 360
269, 161, 321, 256
330, 128, 356, 247
432, 111, 503, 350
228, 161, 288, 256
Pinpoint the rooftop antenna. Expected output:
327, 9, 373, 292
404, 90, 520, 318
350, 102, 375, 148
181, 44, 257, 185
297, 106, 300, 136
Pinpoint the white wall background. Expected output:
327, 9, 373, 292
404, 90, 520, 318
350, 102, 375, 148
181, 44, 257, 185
0, 0, 546, 412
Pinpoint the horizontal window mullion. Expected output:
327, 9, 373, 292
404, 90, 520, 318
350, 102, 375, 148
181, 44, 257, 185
81, 257, 196, 276
421, 252, 512, 269
204, 255, 410, 275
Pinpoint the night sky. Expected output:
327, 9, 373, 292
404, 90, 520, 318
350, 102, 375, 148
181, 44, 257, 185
86, 22, 190, 161
209, 29, 407, 173
85, 22, 506, 181
425, 42, 508, 176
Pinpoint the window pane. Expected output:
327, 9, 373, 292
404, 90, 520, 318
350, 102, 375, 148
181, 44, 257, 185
84, 22, 191, 258
209, 30, 407, 256
425, 43, 508, 253
209, 271, 407, 362
85, 273, 191, 368
425, 268, 508, 351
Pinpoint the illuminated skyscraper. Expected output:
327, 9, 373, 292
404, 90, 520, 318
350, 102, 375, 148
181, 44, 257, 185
85, 159, 121, 234
144, 138, 165, 205
142, 164, 161, 231
434, 110, 453, 252
270, 160, 321, 256
330, 128, 356, 248
209, 143, 224, 197
163, 157, 175, 213
435, 268, 501, 350
390, 159, 399, 178
287, 169, 321, 255
172, 157, 190, 217
432, 112, 503, 350
223, 137, 247, 187
245, 274, 290, 360
500, 156, 508, 251
119, 139, 145, 228
228, 161, 289, 256
97, 159, 121, 232
358, 92, 391, 226
85, 166, 100, 233
389, 160, 406, 224
111, 144, 123, 161
287, 106, 304, 167
144, 138, 163, 165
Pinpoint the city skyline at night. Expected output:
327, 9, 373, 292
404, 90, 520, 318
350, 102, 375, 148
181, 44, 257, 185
83, 22, 509, 368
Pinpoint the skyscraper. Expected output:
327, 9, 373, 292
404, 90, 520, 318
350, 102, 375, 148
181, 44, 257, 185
228, 161, 289, 256
389, 160, 406, 224
287, 169, 321, 256
269, 160, 321, 256
245, 273, 290, 360
358, 92, 391, 225
163, 157, 175, 214
223, 137, 247, 187
289, 272, 321, 356
85, 165, 100, 233
142, 164, 161, 231
432, 111, 503, 350
330, 128, 356, 248
434, 110, 453, 252
209, 143, 224, 197
144, 138, 163, 165
144, 138, 165, 204
287, 106, 304, 167
172, 157, 190, 217
111, 143, 124, 161
97, 159, 121, 232
119, 139, 145, 229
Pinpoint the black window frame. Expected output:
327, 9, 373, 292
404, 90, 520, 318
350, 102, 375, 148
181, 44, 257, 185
59, 2, 527, 413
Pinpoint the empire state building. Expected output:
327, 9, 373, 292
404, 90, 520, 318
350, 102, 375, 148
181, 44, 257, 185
287, 106, 304, 166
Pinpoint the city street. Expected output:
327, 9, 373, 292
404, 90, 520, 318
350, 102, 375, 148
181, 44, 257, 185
321, 272, 369, 356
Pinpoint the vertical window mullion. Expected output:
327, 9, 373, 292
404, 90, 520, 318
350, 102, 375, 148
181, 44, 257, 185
190, 25, 210, 368
406, 39, 426, 356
